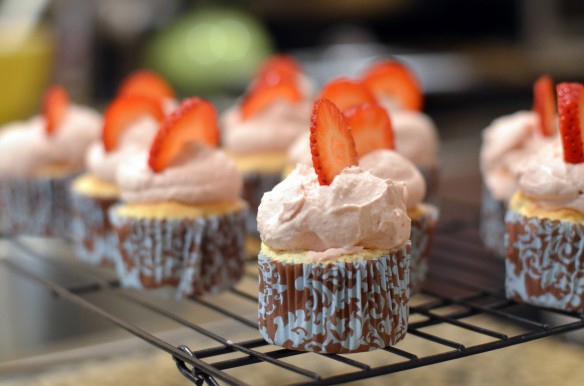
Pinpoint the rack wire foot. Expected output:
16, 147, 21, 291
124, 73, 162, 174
174, 345, 220, 386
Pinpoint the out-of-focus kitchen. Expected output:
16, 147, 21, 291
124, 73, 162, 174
1, 0, 584, 385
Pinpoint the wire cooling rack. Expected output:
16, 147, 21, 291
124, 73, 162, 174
2, 203, 584, 386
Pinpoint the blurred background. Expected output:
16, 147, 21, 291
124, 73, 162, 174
2, 0, 584, 124
2, 1, 584, 385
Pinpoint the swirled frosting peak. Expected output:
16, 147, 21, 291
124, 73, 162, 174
359, 149, 426, 210
116, 142, 242, 204
0, 104, 101, 178
257, 164, 410, 255
517, 142, 584, 213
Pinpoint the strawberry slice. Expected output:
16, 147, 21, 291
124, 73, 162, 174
43, 85, 69, 136
310, 98, 358, 185
255, 54, 301, 86
118, 70, 176, 101
149, 97, 220, 172
557, 83, 584, 164
343, 103, 394, 157
103, 96, 165, 152
317, 78, 377, 113
533, 75, 556, 137
362, 60, 423, 111
241, 81, 302, 120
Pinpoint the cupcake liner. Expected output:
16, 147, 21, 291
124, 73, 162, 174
410, 204, 439, 294
418, 165, 439, 198
109, 206, 247, 298
480, 186, 507, 258
505, 209, 584, 313
258, 246, 410, 354
0, 176, 73, 238
242, 172, 282, 235
70, 189, 120, 266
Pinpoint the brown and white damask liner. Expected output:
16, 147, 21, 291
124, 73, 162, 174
0, 176, 72, 238
109, 206, 248, 298
258, 246, 410, 353
505, 210, 584, 313
242, 172, 281, 234
70, 190, 120, 266
410, 204, 439, 294
480, 186, 507, 258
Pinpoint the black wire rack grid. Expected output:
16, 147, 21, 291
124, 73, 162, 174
2, 210, 584, 386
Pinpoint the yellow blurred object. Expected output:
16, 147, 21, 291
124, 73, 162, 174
0, 24, 54, 125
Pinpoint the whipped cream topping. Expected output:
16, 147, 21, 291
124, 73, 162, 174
86, 116, 159, 183
0, 105, 101, 178
391, 110, 439, 168
480, 111, 551, 201
517, 142, 584, 213
359, 149, 426, 210
257, 164, 410, 257
222, 99, 311, 155
116, 142, 243, 204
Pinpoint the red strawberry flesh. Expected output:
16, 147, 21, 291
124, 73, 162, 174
557, 82, 584, 164
362, 60, 423, 111
533, 75, 556, 137
343, 103, 395, 157
318, 78, 377, 113
148, 97, 220, 172
118, 70, 176, 101
43, 86, 69, 136
103, 96, 165, 152
310, 98, 358, 185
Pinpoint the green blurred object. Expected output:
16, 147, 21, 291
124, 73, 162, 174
0, 24, 54, 125
145, 7, 273, 95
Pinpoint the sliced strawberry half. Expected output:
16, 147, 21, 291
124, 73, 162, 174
362, 60, 423, 111
118, 70, 176, 101
317, 78, 377, 113
255, 54, 301, 86
102, 96, 165, 152
310, 98, 358, 185
533, 75, 557, 137
43, 85, 69, 136
343, 103, 394, 157
557, 83, 584, 164
149, 97, 220, 172
241, 81, 302, 120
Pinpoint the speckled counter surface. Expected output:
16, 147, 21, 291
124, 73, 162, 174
2, 315, 584, 386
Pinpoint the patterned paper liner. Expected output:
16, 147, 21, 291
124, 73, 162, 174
505, 209, 584, 313
258, 247, 410, 353
109, 205, 247, 298
70, 189, 119, 266
479, 186, 507, 258
410, 204, 439, 294
418, 165, 439, 199
242, 172, 282, 235
0, 176, 73, 238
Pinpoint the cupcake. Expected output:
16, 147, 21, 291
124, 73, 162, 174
222, 55, 313, 233
505, 82, 584, 313
258, 99, 411, 353
109, 97, 247, 297
0, 86, 101, 237
353, 103, 438, 293
480, 75, 557, 257
70, 71, 175, 266
361, 59, 440, 194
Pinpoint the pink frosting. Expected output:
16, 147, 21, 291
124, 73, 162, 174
359, 149, 426, 210
116, 142, 243, 204
257, 164, 410, 256
86, 116, 159, 183
287, 130, 313, 166
480, 111, 553, 201
391, 110, 439, 168
222, 100, 312, 155
0, 105, 101, 178
517, 142, 584, 213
